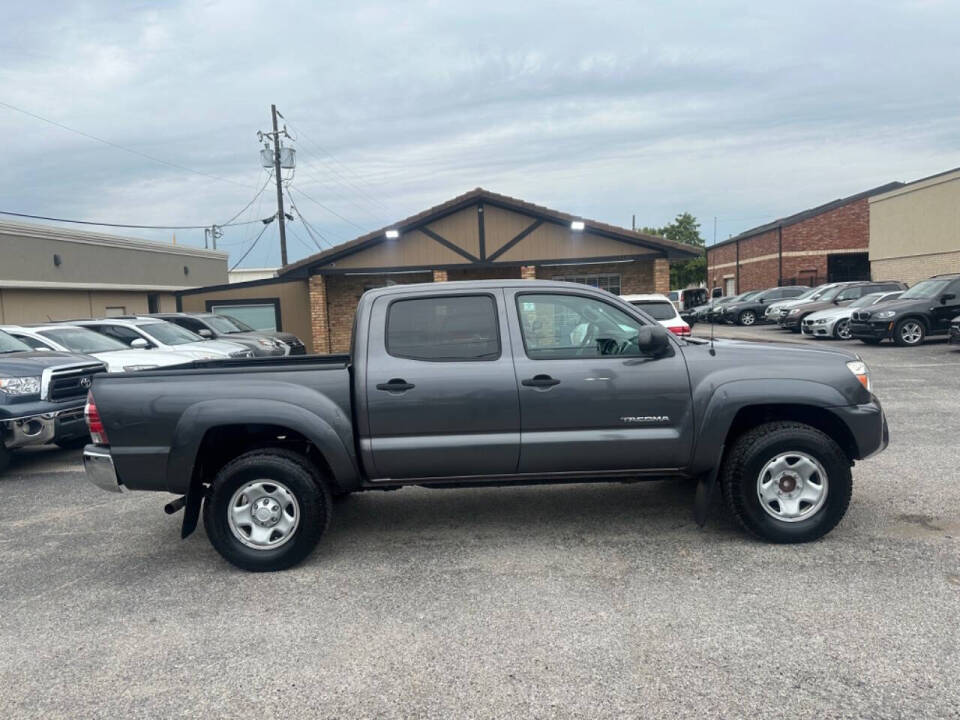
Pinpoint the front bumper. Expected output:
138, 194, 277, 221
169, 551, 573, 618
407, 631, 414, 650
849, 320, 893, 341
1, 405, 87, 450
83, 446, 124, 493
802, 320, 836, 337
778, 315, 802, 329
830, 398, 889, 460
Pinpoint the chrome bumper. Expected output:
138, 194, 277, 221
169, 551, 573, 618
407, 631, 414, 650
1, 407, 85, 450
83, 446, 125, 493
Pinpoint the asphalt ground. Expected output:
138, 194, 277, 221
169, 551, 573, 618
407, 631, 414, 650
2, 325, 959, 718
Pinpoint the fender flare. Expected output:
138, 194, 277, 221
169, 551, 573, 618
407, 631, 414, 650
165, 397, 359, 495
689, 378, 850, 475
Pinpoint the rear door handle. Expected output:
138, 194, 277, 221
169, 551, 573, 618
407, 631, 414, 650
376, 378, 415, 392
521, 374, 560, 388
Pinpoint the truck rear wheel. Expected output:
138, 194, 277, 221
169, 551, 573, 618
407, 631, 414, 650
721, 422, 852, 543
202, 449, 331, 572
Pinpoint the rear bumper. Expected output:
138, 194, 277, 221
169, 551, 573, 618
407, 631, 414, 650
849, 321, 892, 341
830, 398, 889, 460
83, 446, 125, 493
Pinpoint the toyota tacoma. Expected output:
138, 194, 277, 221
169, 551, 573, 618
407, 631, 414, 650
83, 280, 888, 571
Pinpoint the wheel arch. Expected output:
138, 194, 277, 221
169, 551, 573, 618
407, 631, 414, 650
722, 404, 859, 464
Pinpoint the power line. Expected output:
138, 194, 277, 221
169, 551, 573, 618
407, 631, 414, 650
285, 189, 339, 249
219, 170, 274, 226
0, 100, 256, 189
0, 209, 265, 230
288, 185, 369, 233
229, 218, 274, 270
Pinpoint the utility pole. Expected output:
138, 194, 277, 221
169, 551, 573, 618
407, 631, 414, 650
204, 225, 223, 250
270, 105, 288, 266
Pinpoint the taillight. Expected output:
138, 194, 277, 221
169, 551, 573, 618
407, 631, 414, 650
669, 325, 691, 336
85, 390, 109, 445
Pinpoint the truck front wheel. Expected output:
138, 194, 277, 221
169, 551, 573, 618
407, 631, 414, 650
202, 449, 331, 572
721, 422, 852, 543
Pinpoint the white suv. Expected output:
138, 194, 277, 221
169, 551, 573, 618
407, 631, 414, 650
72, 318, 254, 360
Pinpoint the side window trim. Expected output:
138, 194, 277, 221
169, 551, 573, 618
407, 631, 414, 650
385, 293, 503, 363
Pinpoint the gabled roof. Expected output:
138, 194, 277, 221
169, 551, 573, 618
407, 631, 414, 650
280, 187, 701, 276
708, 181, 905, 250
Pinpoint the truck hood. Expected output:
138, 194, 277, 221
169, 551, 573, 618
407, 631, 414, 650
693, 337, 859, 363
805, 306, 853, 322
0, 350, 98, 376
851, 297, 925, 317
89, 349, 193, 372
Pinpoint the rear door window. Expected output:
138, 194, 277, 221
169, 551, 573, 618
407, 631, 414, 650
386, 295, 500, 361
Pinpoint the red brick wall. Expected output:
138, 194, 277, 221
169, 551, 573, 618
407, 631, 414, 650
706, 197, 871, 293
536, 260, 655, 294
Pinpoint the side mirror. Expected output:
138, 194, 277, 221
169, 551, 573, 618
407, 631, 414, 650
636, 325, 671, 356
130, 338, 149, 349
198, 328, 213, 338
942, 293, 957, 304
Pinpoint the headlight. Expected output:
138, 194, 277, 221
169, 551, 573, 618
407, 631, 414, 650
123, 364, 158, 372
846, 360, 871, 392
257, 339, 274, 347
789, 308, 802, 316
814, 318, 828, 324
0, 375, 42, 396
874, 310, 896, 320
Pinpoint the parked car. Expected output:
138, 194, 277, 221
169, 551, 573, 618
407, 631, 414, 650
84, 279, 888, 571
950, 315, 960, 346
764, 283, 840, 322
621, 294, 691, 335
801, 291, 904, 340
0, 329, 105, 471
1, 325, 193, 372
146, 312, 299, 356
674, 287, 709, 312
848, 273, 960, 346
718, 285, 809, 326
695, 295, 737, 322
709, 291, 762, 322
73, 318, 254, 359
777, 281, 907, 332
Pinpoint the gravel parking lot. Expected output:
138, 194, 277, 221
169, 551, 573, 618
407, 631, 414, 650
2, 327, 959, 719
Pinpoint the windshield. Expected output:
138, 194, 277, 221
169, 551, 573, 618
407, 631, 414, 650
806, 284, 840, 301
849, 293, 885, 308
790, 287, 820, 301
629, 300, 678, 320
139, 322, 203, 345
221, 314, 256, 332
204, 315, 247, 334
900, 278, 951, 299
0, 330, 31, 353
38, 327, 128, 353
737, 291, 762, 302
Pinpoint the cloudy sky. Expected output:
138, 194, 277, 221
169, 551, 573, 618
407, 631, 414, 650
1, 0, 957, 268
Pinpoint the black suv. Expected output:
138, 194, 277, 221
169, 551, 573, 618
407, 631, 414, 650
849, 274, 960, 346
777, 281, 907, 332
718, 285, 809, 326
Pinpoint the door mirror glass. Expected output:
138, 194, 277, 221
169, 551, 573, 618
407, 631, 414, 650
130, 337, 149, 349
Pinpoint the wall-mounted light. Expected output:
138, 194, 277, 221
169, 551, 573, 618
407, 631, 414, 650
570, 220, 585, 231
183, 265, 190, 275
385, 229, 400, 239
53, 254, 62, 267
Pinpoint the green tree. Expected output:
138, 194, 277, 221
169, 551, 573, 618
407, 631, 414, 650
640, 212, 705, 289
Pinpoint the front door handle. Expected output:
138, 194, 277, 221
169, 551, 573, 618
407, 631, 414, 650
376, 378, 415, 392
521, 374, 560, 388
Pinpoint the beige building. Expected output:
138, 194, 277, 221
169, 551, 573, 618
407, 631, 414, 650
0, 220, 227, 324
869, 167, 960, 285
178, 188, 701, 353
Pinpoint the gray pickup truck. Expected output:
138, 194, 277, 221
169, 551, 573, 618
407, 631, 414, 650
84, 280, 888, 571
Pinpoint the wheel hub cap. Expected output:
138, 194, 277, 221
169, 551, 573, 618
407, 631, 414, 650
252, 498, 282, 527
227, 480, 300, 550
757, 451, 829, 523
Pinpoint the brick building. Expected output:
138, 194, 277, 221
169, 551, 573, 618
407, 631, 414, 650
177, 188, 699, 352
706, 182, 903, 295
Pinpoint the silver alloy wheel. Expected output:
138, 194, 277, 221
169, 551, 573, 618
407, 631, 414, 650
740, 310, 756, 326
227, 480, 300, 550
756, 451, 828, 523
835, 319, 852, 340
900, 320, 923, 345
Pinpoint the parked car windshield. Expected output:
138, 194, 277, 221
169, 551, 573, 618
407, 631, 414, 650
38, 328, 128, 353
221, 314, 256, 331
900, 278, 951, 299
0, 329, 32, 353
737, 290, 763, 302
203, 315, 247, 334
849, 293, 885, 308
629, 300, 678, 320
791, 286, 824, 302
139, 322, 203, 345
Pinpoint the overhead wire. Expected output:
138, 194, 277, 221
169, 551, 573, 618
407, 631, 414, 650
288, 185, 369, 233
229, 218, 274, 270
0, 209, 264, 230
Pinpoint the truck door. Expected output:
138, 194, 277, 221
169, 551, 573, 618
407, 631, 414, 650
507, 289, 693, 474
362, 290, 520, 480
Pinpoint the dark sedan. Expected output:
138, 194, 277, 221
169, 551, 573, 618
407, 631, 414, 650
718, 285, 809, 326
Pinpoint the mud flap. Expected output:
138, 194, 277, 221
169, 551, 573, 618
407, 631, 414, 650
180, 479, 205, 539
694, 444, 724, 528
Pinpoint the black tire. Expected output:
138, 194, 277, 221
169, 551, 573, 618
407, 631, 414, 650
55, 436, 90, 450
893, 318, 925, 347
738, 310, 757, 326
721, 421, 852, 543
833, 319, 852, 340
859, 338, 882, 345
202, 449, 331, 572
0, 444, 10, 473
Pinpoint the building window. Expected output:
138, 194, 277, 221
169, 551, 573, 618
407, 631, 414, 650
559, 274, 621, 295
207, 299, 282, 331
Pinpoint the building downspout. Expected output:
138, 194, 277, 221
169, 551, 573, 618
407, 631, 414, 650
735, 238, 740, 293
778, 224, 783, 285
